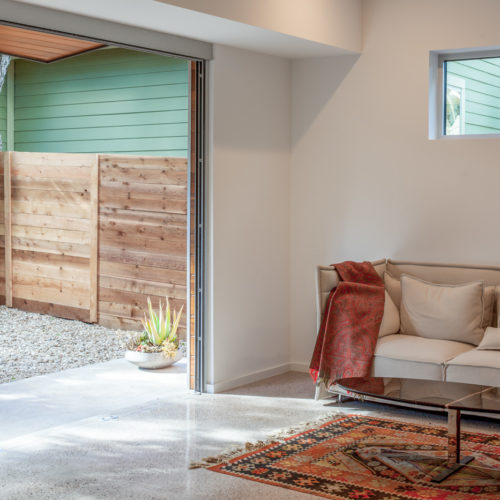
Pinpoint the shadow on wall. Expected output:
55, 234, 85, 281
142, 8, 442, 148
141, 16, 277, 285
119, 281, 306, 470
291, 54, 359, 146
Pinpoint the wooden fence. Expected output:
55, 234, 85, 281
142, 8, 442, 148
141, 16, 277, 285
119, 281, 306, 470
0, 151, 187, 337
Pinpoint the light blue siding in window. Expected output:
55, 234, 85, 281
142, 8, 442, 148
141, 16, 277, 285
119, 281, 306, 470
447, 58, 500, 135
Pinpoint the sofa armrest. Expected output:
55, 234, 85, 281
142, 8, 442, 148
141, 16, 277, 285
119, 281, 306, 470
315, 259, 387, 331
315, 265, 339, 331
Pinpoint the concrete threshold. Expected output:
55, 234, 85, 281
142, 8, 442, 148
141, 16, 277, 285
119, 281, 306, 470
0, 357, 188, 442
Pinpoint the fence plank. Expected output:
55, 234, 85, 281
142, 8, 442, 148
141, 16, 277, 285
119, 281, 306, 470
10, 176, 91, 193
99, 218, 186, 241
13, 249, 88, 267
13, 260, 89, 284
99, 185, 187, 214
97, 313, 143, 331
11, 298, 90, 322
11, 188, 91, 204
99, 275, 186, 300
12, 237, 90, 258
100, 165, 187, 186
12, 200, 91, 219
98, 261, 185, 285
13, 283, 90, 308
99, 229, 186, 255
12, 213, 91, 231
12, 226, 90, 244
13, 274, 89, 295
99, 208, 186, 227
99, 246, 187, 270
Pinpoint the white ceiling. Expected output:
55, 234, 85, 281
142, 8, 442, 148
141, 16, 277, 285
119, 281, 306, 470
11, 0, 352, 58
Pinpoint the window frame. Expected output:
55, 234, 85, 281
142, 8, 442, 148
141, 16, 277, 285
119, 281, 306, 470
429, 49, 500, 140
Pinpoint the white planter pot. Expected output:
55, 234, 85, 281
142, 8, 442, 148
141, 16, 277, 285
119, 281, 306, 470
125, 349, 182, 369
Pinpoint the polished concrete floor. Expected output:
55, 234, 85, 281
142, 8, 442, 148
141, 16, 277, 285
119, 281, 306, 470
0, 360, 497, 499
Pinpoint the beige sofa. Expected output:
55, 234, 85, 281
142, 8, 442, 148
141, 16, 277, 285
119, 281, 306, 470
316, 259, 500, 404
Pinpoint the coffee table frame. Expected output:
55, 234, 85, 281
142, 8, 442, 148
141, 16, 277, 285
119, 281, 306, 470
331, 382, 496, 482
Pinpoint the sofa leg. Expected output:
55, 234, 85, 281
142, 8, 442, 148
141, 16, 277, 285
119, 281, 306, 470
314, 380, 322, 400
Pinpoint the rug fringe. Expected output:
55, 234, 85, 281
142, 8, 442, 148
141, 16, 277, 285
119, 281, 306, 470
189, 412, 341, 469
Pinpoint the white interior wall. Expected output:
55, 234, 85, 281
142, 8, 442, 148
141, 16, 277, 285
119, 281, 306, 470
289, 0, 500, 369
206, 44, 291, 391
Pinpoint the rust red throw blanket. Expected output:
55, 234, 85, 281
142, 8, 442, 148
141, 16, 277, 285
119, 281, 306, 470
310, 261, 385, 387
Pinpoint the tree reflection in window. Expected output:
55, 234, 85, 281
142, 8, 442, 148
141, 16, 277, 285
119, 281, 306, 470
446, 86, 462, 135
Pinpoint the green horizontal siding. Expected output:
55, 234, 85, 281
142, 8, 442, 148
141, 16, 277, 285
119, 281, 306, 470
15, 97, 188, 119
15, 137, 187, 154
16, 123, 188, 143
0, 81, 6, 151
448, 58, 500, 135
14, 48, 189, 157
15, 110, 187, 130
15, 69, 187, 96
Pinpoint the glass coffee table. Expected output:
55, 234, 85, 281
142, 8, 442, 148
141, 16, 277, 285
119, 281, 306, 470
332, 377, 500, 483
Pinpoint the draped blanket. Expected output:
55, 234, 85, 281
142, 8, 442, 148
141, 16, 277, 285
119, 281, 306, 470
310, 261, 385, 388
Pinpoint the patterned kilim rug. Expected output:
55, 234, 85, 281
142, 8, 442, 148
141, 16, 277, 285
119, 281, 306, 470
206, 415, 500, 499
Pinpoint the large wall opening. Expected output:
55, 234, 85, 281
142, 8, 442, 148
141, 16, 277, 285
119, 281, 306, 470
0, 26, 204, 390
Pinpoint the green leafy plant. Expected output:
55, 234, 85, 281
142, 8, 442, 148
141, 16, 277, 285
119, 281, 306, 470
142, 297, 183, 346
127, 297, 183, 358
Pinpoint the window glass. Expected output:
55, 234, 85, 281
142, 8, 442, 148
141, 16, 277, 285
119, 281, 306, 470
445, 58, 500, 136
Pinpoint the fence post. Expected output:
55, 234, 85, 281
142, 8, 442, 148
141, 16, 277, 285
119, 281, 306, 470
89, 154, 99, 323
3, 151, 12, 307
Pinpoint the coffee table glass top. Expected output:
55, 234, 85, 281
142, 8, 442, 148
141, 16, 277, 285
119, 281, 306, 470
334, 377, 500, 415
334, 377, 500, 483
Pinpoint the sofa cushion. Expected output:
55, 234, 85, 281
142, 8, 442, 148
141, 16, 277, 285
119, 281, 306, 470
446, 349, 500, 387
400, 275, 484, 345
371, 334, 472, 381
385, 271, 495, 329
384, 271, 401, 308
379, 291, 399, 337
483, 285, 496, 328
477, 326, 500, 350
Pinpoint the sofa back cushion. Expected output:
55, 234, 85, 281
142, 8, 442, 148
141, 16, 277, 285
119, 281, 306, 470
385, 271, 495, 329
400, 274, 484, 345
477, 326, 500, 350
379, 291, 400, 337
384, 271, 402, 309
387, 260, 500, 286
387, 260, 500, 327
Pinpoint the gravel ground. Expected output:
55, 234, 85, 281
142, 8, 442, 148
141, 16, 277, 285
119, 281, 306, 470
0, 306, 132, 384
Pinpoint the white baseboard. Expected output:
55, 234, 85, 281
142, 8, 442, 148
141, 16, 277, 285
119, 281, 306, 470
206, 362, 292, 393
288, 362, 309, 373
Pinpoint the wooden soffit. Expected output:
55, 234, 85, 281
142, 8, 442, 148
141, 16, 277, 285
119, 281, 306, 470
0, 24, 105, 63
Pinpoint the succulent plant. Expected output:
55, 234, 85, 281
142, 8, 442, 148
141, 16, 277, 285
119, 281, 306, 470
127, 297, 183, 359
